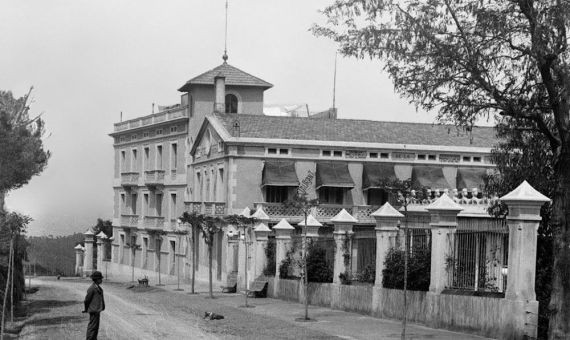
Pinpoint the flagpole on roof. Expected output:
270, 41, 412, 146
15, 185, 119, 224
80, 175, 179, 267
223, 0, 229, 63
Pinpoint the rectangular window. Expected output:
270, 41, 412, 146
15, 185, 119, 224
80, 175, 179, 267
268, 148, 277, 154
170, 193, 177, 221
143, 193, 149, 216
171, 143, 178, 170
156, 129, 163, 135
322, 150, 331, 157
131, 135, 137, 141
369, 152, 378, 158
265, 186, 289, 203
196, 172, 202, 201
144, 147, 150, 170
333, 150, 343, 157
155, 193, 163, 216
318, 187, 344, 204
418, 154, 426, 160
120, 150, 126, 172
428, 154, 437, 161
120, 193, 126, 214
143, 131, 149, 138
380, 153, 390, 159
156, 145, 163, 170
463, 156, 471, 162
170, 126, 177, 133
131, 149, 138, 171
473, 156, 482, 162
279, 148, 289, 155
131, 194, 137, 214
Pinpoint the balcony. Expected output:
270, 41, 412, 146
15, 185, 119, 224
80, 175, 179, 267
143, 216, 165, 230
121, 172, 139, 187
184, 201, 226, 216
253, 202, 379, 224
144, 170, 165, 187
113, 105, 189, 133
120, 214, 140, 228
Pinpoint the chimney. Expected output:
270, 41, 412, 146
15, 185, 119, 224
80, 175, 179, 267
214, 72, 226, 113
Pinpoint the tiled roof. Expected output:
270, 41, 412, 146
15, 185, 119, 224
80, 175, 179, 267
213, 113, 497, 148
178, 63, 273, 91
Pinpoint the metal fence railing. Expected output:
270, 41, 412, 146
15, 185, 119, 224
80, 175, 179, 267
446, 218, 508, 292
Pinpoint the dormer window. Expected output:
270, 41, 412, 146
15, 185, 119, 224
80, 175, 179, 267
225, 94, 238, 113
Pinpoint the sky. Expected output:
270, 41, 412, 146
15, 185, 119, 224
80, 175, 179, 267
2, 0, 440, 236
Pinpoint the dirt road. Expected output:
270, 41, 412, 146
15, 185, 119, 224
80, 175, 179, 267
17, 277, 337, 340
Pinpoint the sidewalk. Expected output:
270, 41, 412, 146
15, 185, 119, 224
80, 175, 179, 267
158, 279, 494, 340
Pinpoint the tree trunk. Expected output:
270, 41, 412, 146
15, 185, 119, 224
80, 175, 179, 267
1, 237, 13, 338
549, 151, 570, 339
208, 244, 213, 298
191, 230, 195, 294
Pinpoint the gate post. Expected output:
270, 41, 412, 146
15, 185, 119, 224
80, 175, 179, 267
371, 203, 403, 286
426, 195, 462, 294
83, 229, 95, 277
331, 209, 357, 284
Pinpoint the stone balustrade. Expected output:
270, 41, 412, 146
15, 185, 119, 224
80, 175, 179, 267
113, 105, 189, 132
144, 170, 165, 186
120, 214, 139, 228
143, 216, 165, 229
183, 201, 226, 215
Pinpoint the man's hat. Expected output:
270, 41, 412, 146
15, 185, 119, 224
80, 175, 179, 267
90, 271, 103, 279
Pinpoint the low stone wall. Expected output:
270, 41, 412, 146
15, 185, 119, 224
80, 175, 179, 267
273, 278, 535, 339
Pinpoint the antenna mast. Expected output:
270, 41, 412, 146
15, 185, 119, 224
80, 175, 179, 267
223, 0, 229, 62
332, 52, 338, 109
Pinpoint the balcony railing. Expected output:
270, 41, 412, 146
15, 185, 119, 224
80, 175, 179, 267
143, 216, 165, 230
144, 170, 165, 186
113, 105, 189, 132
120, 214, 140, 228
253, 202, 380, 224
184, 201, 226, 216
120, 172, 139, 187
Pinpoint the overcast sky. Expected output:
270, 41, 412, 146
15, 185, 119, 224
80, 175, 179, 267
2, 0, 439, 236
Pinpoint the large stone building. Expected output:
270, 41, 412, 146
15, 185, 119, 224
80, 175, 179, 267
106, 57, 496, 285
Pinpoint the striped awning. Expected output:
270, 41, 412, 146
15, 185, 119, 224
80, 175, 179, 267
456, 168, 487, 190
261, 160, 299, 187
362, 163, 398, 190
412, 166, 452, 189
316, 162, 355, 190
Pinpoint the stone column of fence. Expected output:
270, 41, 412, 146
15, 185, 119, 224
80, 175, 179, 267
74, 244, 84, 276
426, 195, 463, 294
225, 225, 239, 282
298, 213, 322, 238
252, 207, 271, 280
371, 203, 404, 286
83, 229, 95, 277
96, 232, 107, 273
332, 209, 358, 284
253, 222, 271, 279
500, 181, 549, 338
273, 218, 295, 296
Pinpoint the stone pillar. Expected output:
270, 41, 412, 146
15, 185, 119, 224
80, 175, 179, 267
96, 232, 107, 273
225, 236, 238, 275
83, 229, 95, 277
371, 203, 404, 286
253, 222, 271, 278
298, 213, 322, 238
331, 209, 357, 284
74, 245, 84, 276
252, 207, 271, 280
501, 181, 549, 301
426, 195, 462, 294
273, 218, 295, 277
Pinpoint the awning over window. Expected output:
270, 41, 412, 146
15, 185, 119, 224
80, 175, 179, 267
261, 160, 299, 187
316, 162, 355, 190
362, 163, 397, 190
456, 168, 487, 190
412, 166, 452, 189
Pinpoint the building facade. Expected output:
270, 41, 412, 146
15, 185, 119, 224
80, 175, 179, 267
106, 58, 497, 285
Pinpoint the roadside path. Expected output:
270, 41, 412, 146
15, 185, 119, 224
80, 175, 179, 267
17, 277, 495, 339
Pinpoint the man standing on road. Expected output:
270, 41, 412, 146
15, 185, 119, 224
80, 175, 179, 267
82, 271, 105, 340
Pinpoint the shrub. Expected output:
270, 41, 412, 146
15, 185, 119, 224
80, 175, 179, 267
355, 263, 376, 284
263, 238, 276, 276
382, 246, 431, 291
306, 240, 333, 283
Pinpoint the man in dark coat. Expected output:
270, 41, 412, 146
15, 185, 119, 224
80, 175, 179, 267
83, 271, 105, 340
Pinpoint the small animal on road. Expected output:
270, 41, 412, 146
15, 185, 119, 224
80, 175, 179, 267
204, 312, 224, 320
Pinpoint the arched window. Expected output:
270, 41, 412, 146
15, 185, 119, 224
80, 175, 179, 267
225, 94, 238, 113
